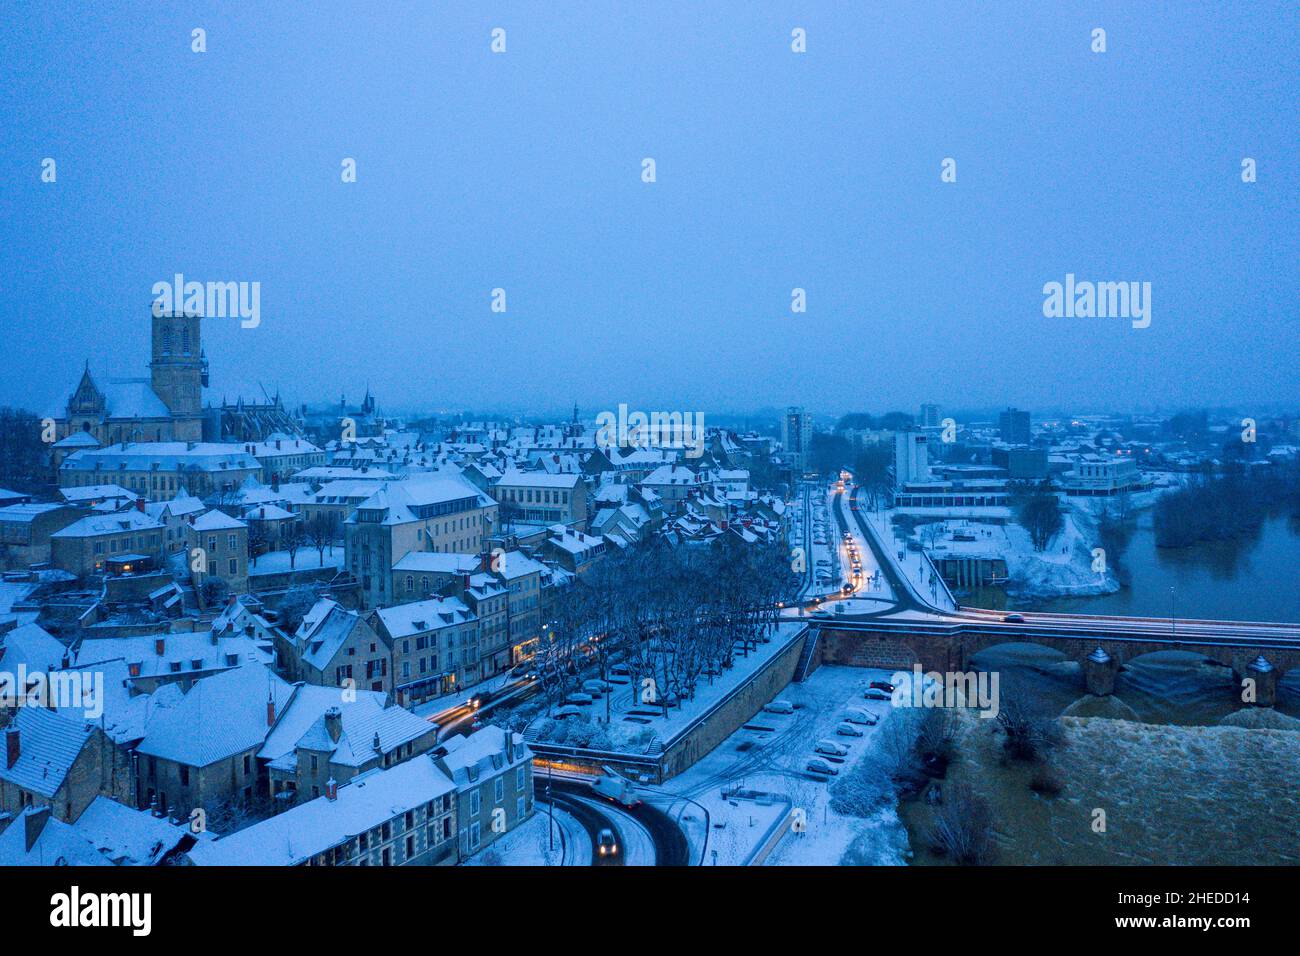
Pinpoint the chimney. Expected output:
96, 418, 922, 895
135, 497, 146, 512
210, 628, 219, 646
5, 726, 19, 768
325, 778, 338, 801
154, 637, 166, 657
372, 731, 382, 754
24, 805, 49, 852
266, 691, 277, 727
276, 439, 282, 450
325, 706, 342, 743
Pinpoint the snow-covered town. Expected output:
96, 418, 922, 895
3, 0, 1296, 940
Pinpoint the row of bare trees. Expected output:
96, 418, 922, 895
533, 535, 800, 722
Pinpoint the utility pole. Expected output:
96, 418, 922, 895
547, 761, 554, 851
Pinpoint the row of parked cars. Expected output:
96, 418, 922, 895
806, 680, 895, 776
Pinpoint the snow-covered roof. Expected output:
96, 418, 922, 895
187, 757, 455, 866
0, 707, 95, 798
60, 442, 260, 474
50, 510, 163, 538
0, 622, 67, 674
391, 552, 479, 575
135, 663, 294, 767
375, 596, 475, 639
190, 509, 247, 532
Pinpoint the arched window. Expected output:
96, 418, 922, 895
162, 329, 172, 356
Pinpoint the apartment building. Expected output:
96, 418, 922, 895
187, 754, 459, 866
435, 726, 533, 862
492, 470, 587, 529
345, 475, 497, 609
275, 598, 393, 696
59, 442, 262, 501
374, 596, 480, 704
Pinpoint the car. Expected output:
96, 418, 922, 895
1003, 613, 1025, 623
806, 758, 839, 776
843, 707, 878, 726
863, 688, 892, 701
835, 722, 865, 737
814, 738, 849, 757
596, 828, 618, 857
466, 689, 493, 708
609, 663, 632, 677
553, 705, 583, 719
763, 699, 795, 715
564, 692, 594, 706
582, 679, 611, 696
869, 680, 896, 693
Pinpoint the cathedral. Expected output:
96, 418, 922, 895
54, 310, 208, 444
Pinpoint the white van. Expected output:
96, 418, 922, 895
763, 700, 795, 715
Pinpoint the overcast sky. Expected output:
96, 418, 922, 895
1, 2, 1296, 421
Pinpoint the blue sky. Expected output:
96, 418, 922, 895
1, 1, 1296, 419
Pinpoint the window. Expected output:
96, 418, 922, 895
470, 790, 480, 816
494, 777, 504, 803
516, 766, 526, 791
406, 835, 415, 859
229, 558, 237, 574
469, 822, 480, 850
517, 796, 526, 821
243, 755, 252, 774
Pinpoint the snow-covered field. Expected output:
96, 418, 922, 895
647, 664, 911, 865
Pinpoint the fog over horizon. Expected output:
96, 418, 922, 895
2, 2, 1296, 420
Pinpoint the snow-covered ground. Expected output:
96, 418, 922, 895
647, 664, 911, 866
248, 548, 343, 576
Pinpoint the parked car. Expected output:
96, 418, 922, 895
806, 757, 839, 776
868, 680, 895, 693
609, 663, 632, 677
582, 679, 610, 696
596, 828, 619, 857
564, 692, 594, 707
863, 688, 892, 701
553, 705, 583, 719
835, 722, 865, 737
763, 700, 795, 715
814, 739, 849, 757
843, 707, 878, 726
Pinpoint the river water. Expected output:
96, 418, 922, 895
964, 513, 1300, 722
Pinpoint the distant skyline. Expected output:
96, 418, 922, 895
2, 2, 1297, 417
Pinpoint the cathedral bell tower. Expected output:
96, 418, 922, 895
149, 307, 205, 440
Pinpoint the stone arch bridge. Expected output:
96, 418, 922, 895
812, 613, 1300, 705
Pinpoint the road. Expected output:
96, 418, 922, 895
537, 777, 690, 866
